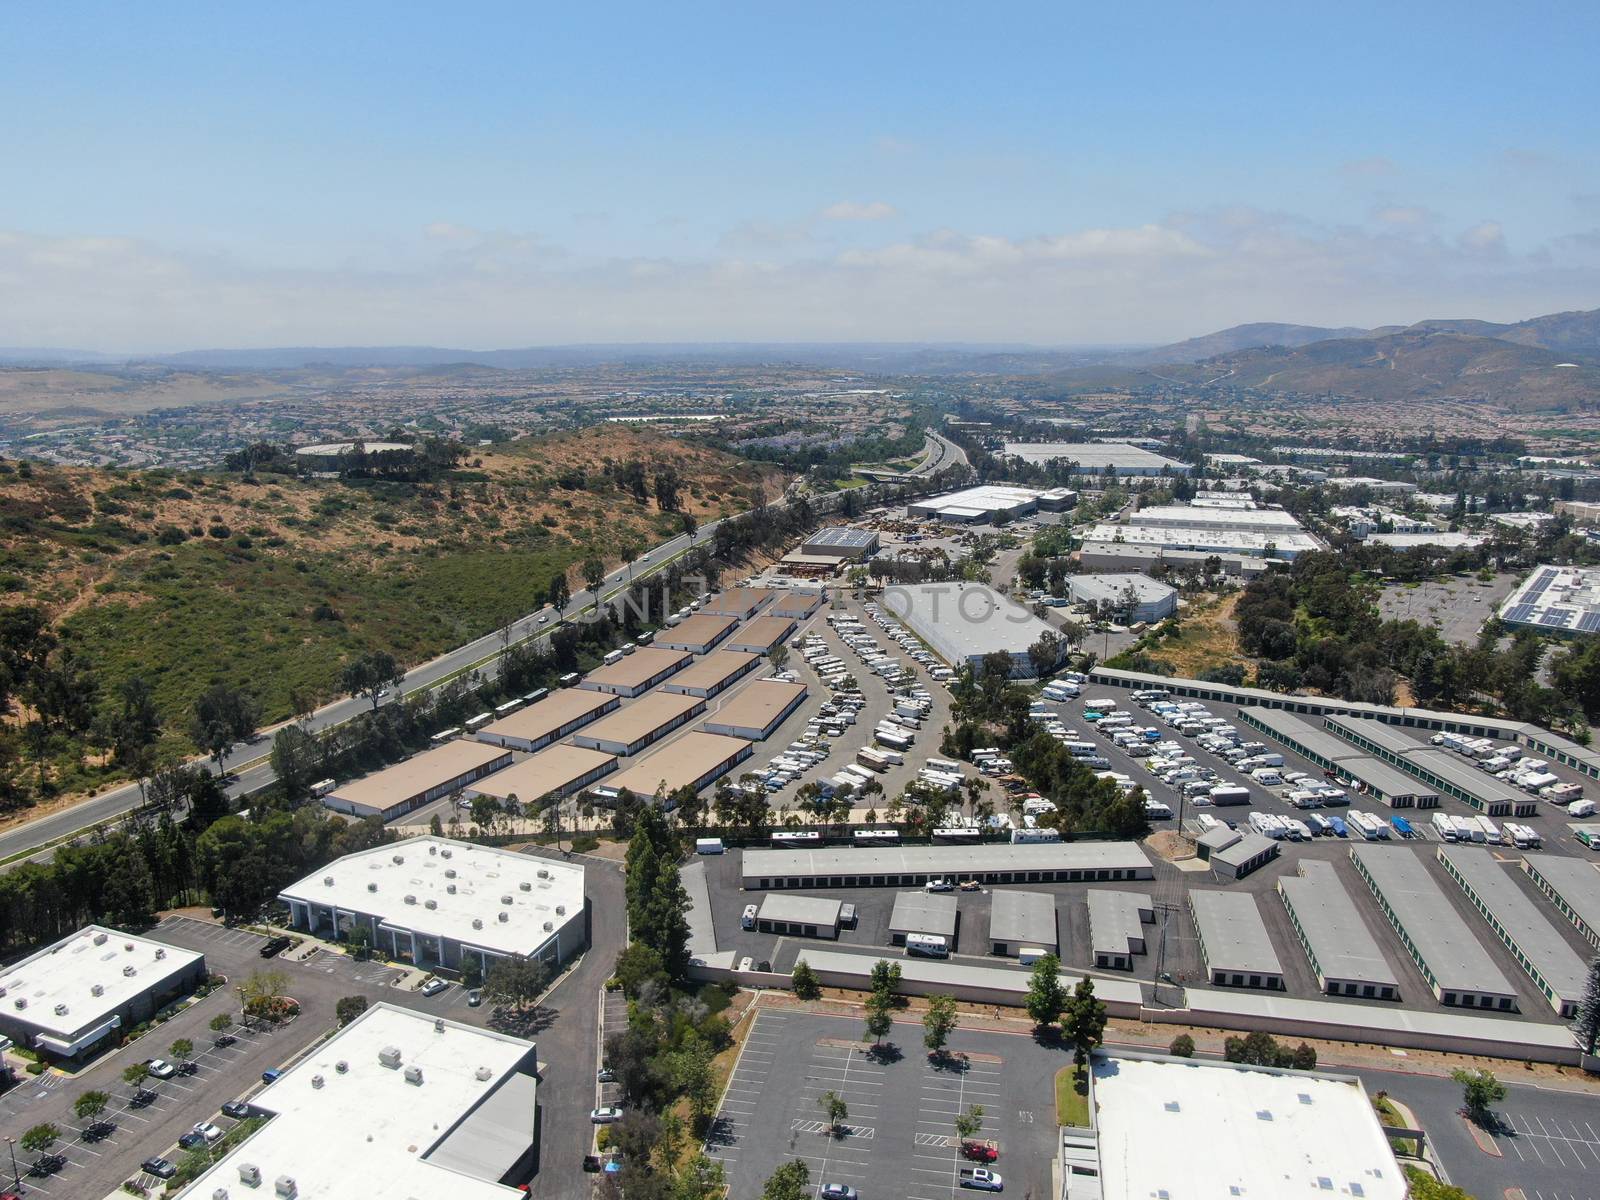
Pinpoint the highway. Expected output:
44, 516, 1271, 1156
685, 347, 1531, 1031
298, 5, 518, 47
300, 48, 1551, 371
0, 433, 965, 865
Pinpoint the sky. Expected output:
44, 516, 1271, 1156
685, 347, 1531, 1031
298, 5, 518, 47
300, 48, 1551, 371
2, 1, 1598, 351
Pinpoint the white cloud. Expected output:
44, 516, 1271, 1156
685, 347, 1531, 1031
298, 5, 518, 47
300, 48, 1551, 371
819, 200, 898, 222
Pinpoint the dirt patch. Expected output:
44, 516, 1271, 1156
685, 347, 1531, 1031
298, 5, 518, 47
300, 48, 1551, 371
1145, 829, 1196, 861
1148, 592, 1249, 678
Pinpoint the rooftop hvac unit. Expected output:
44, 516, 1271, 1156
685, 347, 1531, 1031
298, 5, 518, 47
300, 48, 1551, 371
238, 1163, 261, 1186
323, 876, 334, 886
440, 848, 453, 858
274, 1176, 297, 1199
0, 987, 7, 998
520, 881, 533, 891
335, 1060, 348, 1073
497, 912, 510, 923
154, 948, 166, 959
424, 899, 437, 910
555, 905, 566, 916
392, 854, 405, 865
367, 882, 378, 892
404, 894, 417, 905
213, 1188, 230, 1200
378, 1045, 402, 1069
93, 932, 108, 946
446, 884, 456, 895
536, 869, 549, 880
472, 918, 483, 929
434, 1018, 444, 1033
13, 998, 25, 1010
444, 868, 456, 879
54, 1003, 68, 1016
91, 983, 104, 997
428, 845, 437, 855
475, 1066, 493, 1081
542, 921, 553, 933
123, 965, 138, 977
124, 943, 134, 951
403, 1065, 424, 1086
500, 895, 513, 905
311, 1074, 324, 1089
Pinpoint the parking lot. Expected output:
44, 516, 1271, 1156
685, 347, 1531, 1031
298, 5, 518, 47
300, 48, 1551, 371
706, 1009, 1056, 1200
1376, 572, 1520, 645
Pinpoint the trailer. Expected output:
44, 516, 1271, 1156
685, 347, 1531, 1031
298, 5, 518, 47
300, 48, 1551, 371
1431, 812, 1458, 842
856, 748, 893, 773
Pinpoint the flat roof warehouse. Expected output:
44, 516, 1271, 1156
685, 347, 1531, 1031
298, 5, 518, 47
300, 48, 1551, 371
883, 582, 1060, 675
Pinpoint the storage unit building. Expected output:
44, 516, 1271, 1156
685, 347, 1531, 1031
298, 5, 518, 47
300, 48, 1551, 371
591, 732, 752, 801
771, 589, 828, 620
1194, 825, 1241, 861
1277, 861, 1400, 1000
1087, 890, 1153, 970
756, 894, 842, 940
702, 587, 779, 619
987, 889, 1059, 957
1349, 844, 1519, 1010
1437, 846, 1589, 1017
724, 615, 797, 655
889, 891, 959, 947
742, 842, 1153, 890
1209, 832, 1281, 880
1325, 715, 1535, 816
1521, 853, 1600, 950
579, 647, 693, 697
323, 741, 513, 820
0, 927, 206, 1061
653, 613, 739, 654
701, 679, 809, 741
474, 689, 619, 752
463, 744, 617, 803
1239, 708, 1440, 808
660, 650, 762, 699
570, 691, 707, 755
1189, 890, 1285, 990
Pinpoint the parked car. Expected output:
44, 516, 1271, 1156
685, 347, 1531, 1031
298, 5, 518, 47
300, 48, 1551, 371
130, 1087, 157, 1108
145, 1058, 177, 1079
960, 1166, 1004, 1191
178, 1130, 207, 1151
193, 1121, 224, 1143
590, 1106, 624, 1124
597, 1066, 616, 1084
420, 977, 449, 997
29, 1154, 66, 1177
261, 1068, 283, 1085
467, 989, 482, 1007
221, 1100, 251, 1119
962, 1140, 1000, 1163
214, 1033, 237, 1048
924, 878, 954, 892
821, 1186, 860, 1200
141, 1157, 177, 1180
258, 935, 292, 959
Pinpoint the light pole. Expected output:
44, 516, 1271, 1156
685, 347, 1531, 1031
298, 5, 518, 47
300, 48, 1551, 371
5, 1133, 19, 1194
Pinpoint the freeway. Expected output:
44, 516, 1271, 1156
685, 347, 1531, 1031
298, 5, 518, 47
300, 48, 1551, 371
0, 436, 967, 867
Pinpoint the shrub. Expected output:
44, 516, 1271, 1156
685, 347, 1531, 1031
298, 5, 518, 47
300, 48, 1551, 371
570, 834, 599, 853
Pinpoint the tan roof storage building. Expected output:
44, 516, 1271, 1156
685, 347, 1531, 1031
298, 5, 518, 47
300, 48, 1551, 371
464, 744, 617, 802
580, 647, 693, 697
592, 732, 752, 800
772, 588, 827, 619
571, 691, 707, 755
654, 613, 739, 654
702, 587, 779, 619
661, 650, 762, 698
702, 679, 809, 740
725, 614, 797, 654
474, 689, 619, 752
323, 741, 512, 820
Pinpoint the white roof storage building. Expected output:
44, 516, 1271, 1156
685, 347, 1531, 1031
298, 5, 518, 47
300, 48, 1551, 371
1188, 890, 1285, 990
883, 582, 1059, 677
1001, 442, 1191, 476
1277, 861, 1400, 1000
175, 1003, 540, 1200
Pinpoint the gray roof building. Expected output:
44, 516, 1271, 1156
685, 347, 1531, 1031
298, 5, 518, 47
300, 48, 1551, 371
1326, 715, 1536, 816
1241, 708, 1440, 808
986, 890, 1058, 954
801, 526, 880, 559
882, 582, 1060, 677
1209, 832, 1281, 880
1188, 890, 1284, 989
1277, 861, 1400, 1000
741, 841, 1152, 889
1002, 442, 1192, 475
1067, 574, 1177, 623
756, 894, 843, 939
889, 891, 959, 943
1087, 890, 1153, 969
1521, 853, 1600, 951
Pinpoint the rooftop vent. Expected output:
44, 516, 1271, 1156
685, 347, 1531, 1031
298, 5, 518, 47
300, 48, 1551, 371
501, 895, 513, 905
475, 1066, 493, 1081
428, 845, 438, 855
520, 881, 533, 891
404, 894, 417, 905
441, 848, 452, 858
434, 1018, 445, 1033
214, 1188, 231, 1200
93, 932, 108, 946
446, 884, 456, 895
378, 1045, 402, 1069
13, 998, 25, 1010
154, 948, 166, 959
444, 868, 456, 879
403, 1065, 424, 1086
424, 899, 438, 910
124, 942, 134, 951
123, 965, 137, 977
1298, 1093, 1313, 1105
536, 869, 549, 880
91, 984, 104, 997
367, 882, 378, 893
472, 918, 483, 930
323, 876, 334, 886
335, 1060, 348, 1074
555, 905, 566, 916
1164, 1101, 1180, 1113
238, 1163, 261, 1186
392, 854, 405, 865
543, 921, 553, 933
1255, 1110, 1274, 1121
274, 1176, 297, 1199
1318, 1179, 1333, 1191
311, 1074, 324, 1089
497, 912, 510, 923
54, 1003, 68, 1016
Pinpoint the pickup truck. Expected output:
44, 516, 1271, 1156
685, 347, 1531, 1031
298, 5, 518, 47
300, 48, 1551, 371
960, 1167, 1004, 1191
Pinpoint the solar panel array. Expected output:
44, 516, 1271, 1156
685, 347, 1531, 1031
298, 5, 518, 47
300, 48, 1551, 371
1500, 565, 1600, 637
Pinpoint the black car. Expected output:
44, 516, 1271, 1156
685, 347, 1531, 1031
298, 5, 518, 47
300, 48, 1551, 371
30, 1154, 66, 1177
215, 1033, 238, 1048
258, 935, 292, 959
178, 1131, 206, 1151
221, 1100, 251, 1120
141, 1157, 177, 1180
177, 1060, 199, 1076
130, 1087, 157, 1108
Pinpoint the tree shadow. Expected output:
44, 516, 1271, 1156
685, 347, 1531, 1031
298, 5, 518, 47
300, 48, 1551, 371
1031, 1025, 1065, 1050
702, 1114, 737, 1149
928, 1049, 970, 1073
488, 1004, 559, 1037
865, 1042, 903, 1064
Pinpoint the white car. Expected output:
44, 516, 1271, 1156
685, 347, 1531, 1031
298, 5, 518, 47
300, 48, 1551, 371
924, 878, 955, 893
590, 1106, 624, 1124
192, 1121, 224, 1143
145, 1059, 177, 1079
420, 977, 449, 997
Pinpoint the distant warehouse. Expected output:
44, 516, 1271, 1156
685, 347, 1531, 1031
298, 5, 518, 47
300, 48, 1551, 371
1067, 574, 1177, 624
1001, 442, 1192, 476
571, 691, 706, 755
908, 484, 1043, 525
743, 841, 1151, 890
1324, 715, 1536, 816
1239, 708, 1441, 809
799, 526, 879, 560
580, 647, 693, 697
723, 615, 797, 655
474, 689, 618, 753
883, 582, 1061, 677
322, 741, 512, 820
702, 587, 779, 620
591, 732, 752, 801
701, 679, 808, 740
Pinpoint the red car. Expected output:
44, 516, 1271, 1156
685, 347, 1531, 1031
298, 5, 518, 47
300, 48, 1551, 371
961, 1141, 999, 1163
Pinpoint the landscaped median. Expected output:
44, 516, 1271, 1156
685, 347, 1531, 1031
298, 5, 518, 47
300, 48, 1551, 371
1055, 1063, 1091, 1128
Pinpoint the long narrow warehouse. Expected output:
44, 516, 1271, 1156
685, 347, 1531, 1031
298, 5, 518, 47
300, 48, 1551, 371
1188, 890, 1285, 991
1348, 844, 1520, 1011
1436, 846, 1590, 1018
1521, 853, 1600, 951
1277, 860, 1401, 1000
742, 842, 1152, 890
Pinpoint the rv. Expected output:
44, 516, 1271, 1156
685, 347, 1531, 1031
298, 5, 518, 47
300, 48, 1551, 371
464, 713, 493, 732
602, 649, 624, 666
905, 933, 950, 958
310, 778, 336, 798
1208, 785, 1251, 807
856, 748, 893, 773
694, 837, 725, 855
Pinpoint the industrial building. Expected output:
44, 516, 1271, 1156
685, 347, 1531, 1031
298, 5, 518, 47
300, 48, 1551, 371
591, 731, 751, 801
800, 526, 880, 560
322, 741, 513, 820
723, 614, 797, 655
1087, 890, 1152, 969
463, 745, 616, 803
579, 647, 693, 697
1278, 861, 1400, 1000
179, 1003, 541, 1200
1325, 715, 1536, 816
889, 891, 959, 946
770, 589, 827, 620
1365, 531, 1485, 550
1086, 1051, 1407, 1200
1349, 844, 1519, 1010
883, 581, 1060, 677
1080, 521, 1323, 561
1209, 831, 1281, 879
280, 837, 587, 972
1128, 503, 1308, 537
755, 894, 842, 939
702, 587, 779, 619
986, 889, 1058, 957
1521, 853, 1600, 951
1001, 442, 1192, 476
1066, 573, 1177, 623
0, 927, 206, 1060
571, 691, 707, 755
907, 484, 1045, 524
474, 689, 619, 753
653, 613, 738, 654
1075, 540, 1274, 579
742, 841, 1153, 890
1499, 564, 1600, 637
660, 650, 762, 698
1239, 708, 1442, 809
701, 679, 808, 740
1188, 890, 1285, 990
1437, 846, 1589, 1017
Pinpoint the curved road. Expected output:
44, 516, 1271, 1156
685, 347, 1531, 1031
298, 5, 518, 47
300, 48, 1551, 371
0, 433, 963, 867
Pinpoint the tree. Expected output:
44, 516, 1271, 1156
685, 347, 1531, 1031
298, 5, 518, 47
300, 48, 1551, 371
1167, 1034, 1195, 1058
863, 989, 893, 1047
270, 722, 320, 802
818, 1089, 848, 1135
336, 995, 369, 1026
484, 954, 552, 1013
209, 1013, 234, 1037
583, 557, 607, 608
73, 1090, 110, 1128
953, 1103, 985, 1143
108, 675, 163, 773
768, 643, 790, 673
189, 682, 260, 772
19, 1123, 58, 1154
1061, 978, 1106, 1067
1575, 954, 1600, 1056
1027, 629, 1062, 678
1403, 1166, 1478, 1200
1024, 952, 1066, 1029
1291, 1042, 1318, 1071
760, 1159, 811, 1200
1452, 1068, 1506, 1125
340, 650, 404, 710
122, 1063, 150, 1091
547, 571, 571, 615
922, 994, 959, 1056
869, 959, 901, 997
791, 959, 821, 1000
169, 1037, 194, 1068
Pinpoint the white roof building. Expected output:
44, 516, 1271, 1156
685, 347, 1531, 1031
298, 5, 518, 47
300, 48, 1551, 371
1002, 442, 1191, 475
1082, 523, 1322, 559
1128, 503, 1305, 536
883, 582, 1061, 675
174, 1003, 539, 1200
907, 484, 1044, 524
1500, 564, 1600, 636
280, 838, 586, 973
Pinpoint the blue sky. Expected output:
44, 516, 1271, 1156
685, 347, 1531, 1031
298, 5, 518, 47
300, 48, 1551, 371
3, 1, 1597, 349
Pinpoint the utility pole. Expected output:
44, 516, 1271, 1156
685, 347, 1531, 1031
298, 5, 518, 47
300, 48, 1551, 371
5, 1134, 19, 1194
